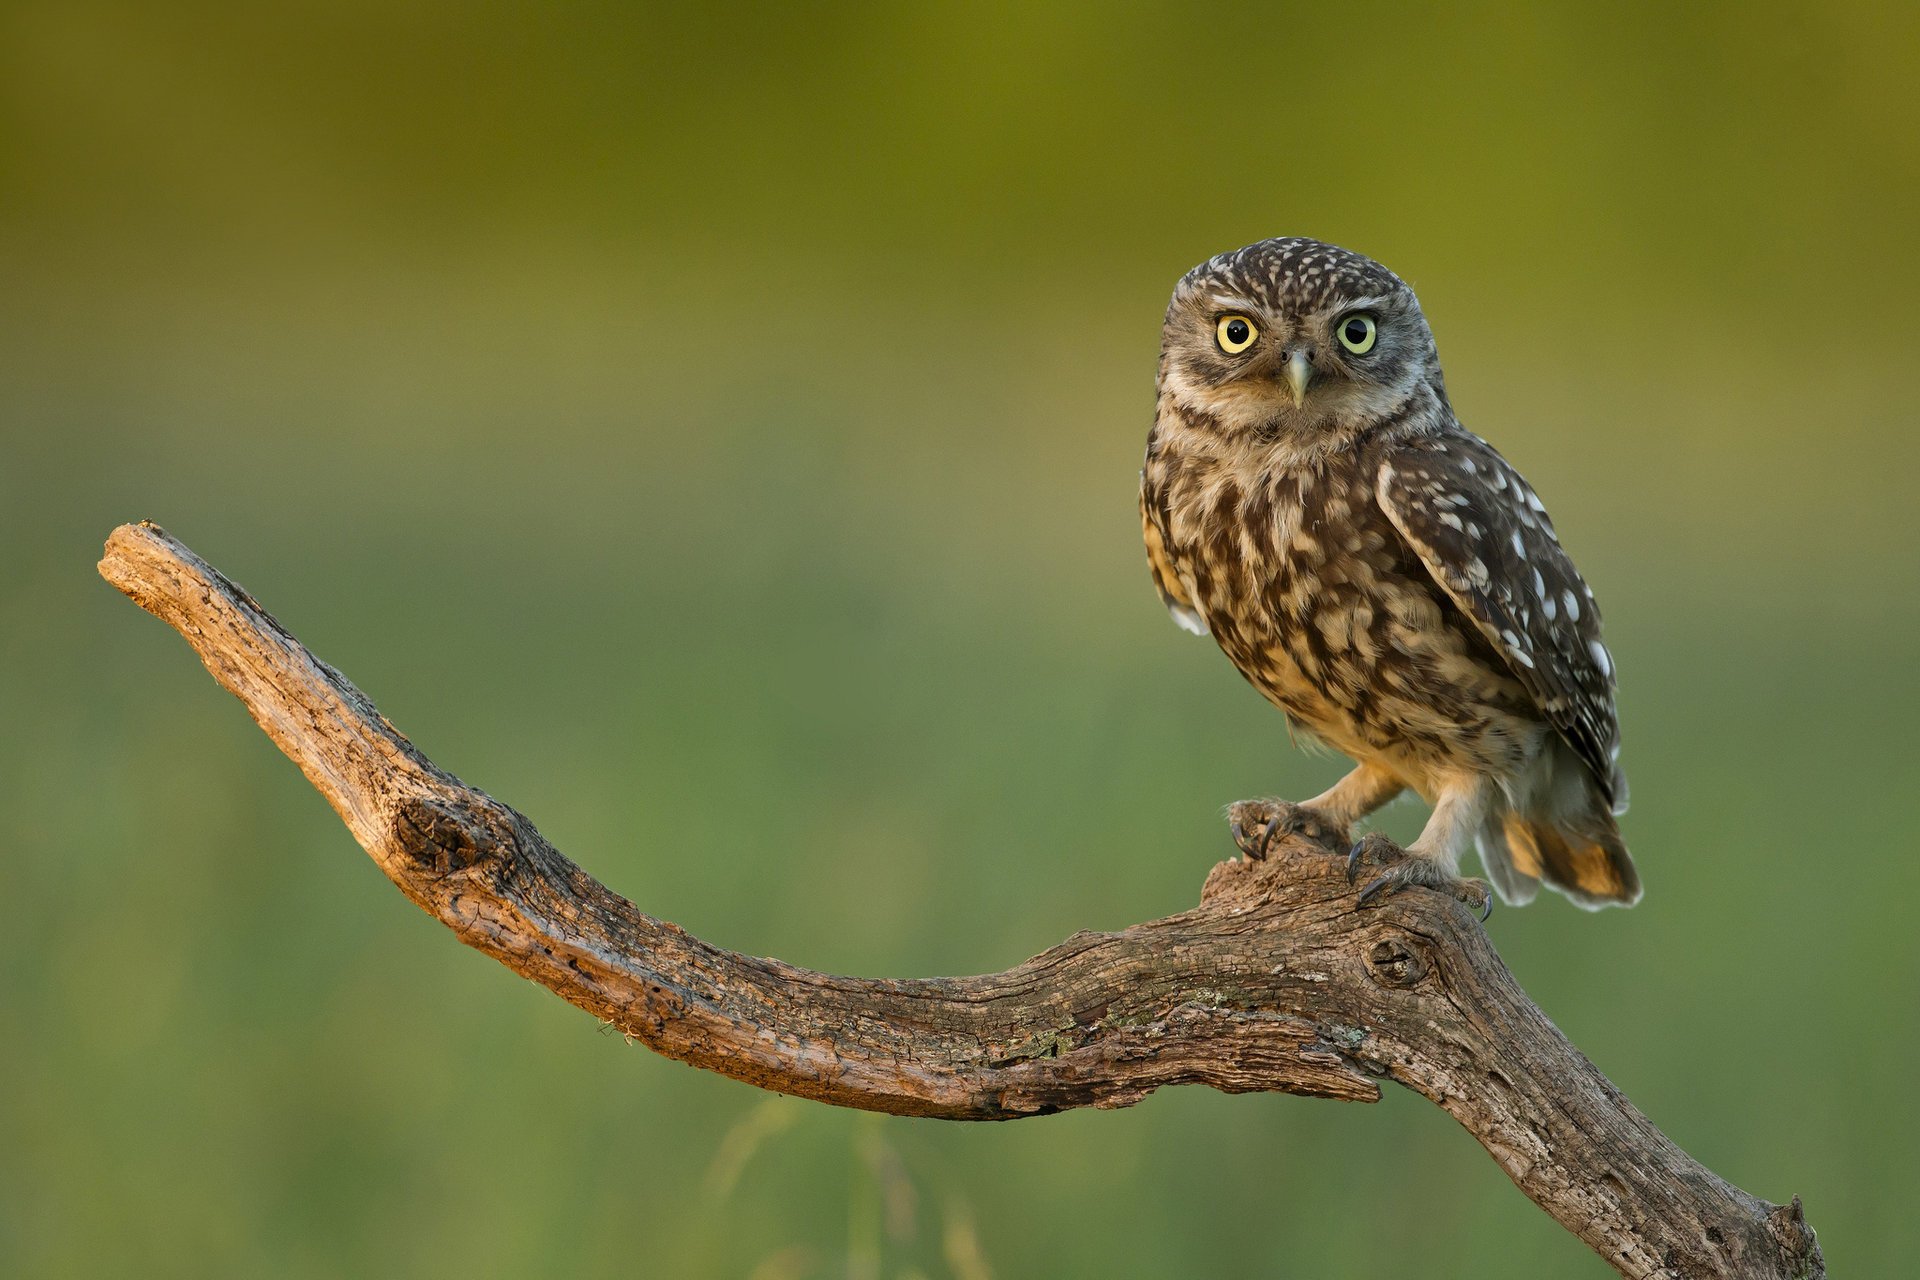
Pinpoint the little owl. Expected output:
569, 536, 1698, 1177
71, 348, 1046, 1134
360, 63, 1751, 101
1140, 237, 1639, 912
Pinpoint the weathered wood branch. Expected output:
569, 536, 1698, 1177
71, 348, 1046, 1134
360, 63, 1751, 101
99, 520, 1820, 1279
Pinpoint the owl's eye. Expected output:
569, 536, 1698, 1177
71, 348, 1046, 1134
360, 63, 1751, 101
1215, 315, 1258, 354
1336, 313, 1378, 355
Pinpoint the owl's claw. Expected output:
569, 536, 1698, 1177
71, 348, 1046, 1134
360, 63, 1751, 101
1227, 799, 1345, 860
1348, 836, 1492, 921
1346, 833, 1397, 883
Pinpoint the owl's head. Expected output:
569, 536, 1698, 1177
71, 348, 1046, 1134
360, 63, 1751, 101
1159, 237, 1440, 449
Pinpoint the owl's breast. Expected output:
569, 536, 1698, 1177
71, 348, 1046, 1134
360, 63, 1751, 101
1147, 446, 1538, 776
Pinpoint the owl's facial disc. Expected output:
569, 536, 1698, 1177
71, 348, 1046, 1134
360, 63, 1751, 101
1158, 239, 1441, 454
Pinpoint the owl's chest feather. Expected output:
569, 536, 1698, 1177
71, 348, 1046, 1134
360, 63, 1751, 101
1145, 439, 1529, 769
1155, 454, 1396, 672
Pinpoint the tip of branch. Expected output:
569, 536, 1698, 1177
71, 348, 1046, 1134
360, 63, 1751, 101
1762, 1194, 1823, 1277
101, 519, 169, 552
98, 521, 180, 598
1200, 833, 1345, 906
1198, 834, 1367, 908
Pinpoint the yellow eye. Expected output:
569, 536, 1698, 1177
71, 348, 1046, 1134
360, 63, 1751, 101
1215, 314, 1258, 354
1336, 313, 1378, 355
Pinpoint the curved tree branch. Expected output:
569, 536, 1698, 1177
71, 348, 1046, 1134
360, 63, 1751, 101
99, 521, 1820, 1280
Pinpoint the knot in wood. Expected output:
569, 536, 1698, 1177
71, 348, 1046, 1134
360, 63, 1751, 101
392, 793, 508, 875
1365, 934, 1430, 989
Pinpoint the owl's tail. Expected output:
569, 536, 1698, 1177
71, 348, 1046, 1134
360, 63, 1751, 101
1481, 807, 1641, 910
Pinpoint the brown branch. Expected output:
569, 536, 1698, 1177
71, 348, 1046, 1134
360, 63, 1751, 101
98, 520, 1821, 1280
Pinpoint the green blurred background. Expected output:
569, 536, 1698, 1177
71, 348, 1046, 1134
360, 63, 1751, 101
5, 3, 1917, 1276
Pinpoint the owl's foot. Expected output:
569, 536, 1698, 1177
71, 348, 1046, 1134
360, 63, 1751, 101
1346, 834, 1492, 921
1227, 799, 1348, 860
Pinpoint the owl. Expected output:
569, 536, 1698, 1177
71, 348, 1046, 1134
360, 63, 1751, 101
1140, 237, 1639, 911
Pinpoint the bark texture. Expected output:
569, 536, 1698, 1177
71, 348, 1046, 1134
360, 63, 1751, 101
98, 521, 1822, 1280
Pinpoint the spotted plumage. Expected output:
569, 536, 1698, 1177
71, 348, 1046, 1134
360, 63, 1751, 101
1141, 237, 1639, 909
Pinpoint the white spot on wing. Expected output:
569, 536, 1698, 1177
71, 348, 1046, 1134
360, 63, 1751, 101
1562, 589, 1581, 621
1588, 639, 1613, 676
1172, 606, 1208, 636
1502, 629, 1536, 667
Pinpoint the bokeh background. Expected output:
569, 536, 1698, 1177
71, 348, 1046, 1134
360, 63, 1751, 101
5, 3, 1917, 1276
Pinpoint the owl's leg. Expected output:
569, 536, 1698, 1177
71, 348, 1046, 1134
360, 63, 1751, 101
1348, 775, 1494, 918
1229, 763, 1403, 860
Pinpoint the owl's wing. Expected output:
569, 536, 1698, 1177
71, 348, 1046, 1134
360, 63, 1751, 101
1140, 484, 1208, 636
1374, 429, 1627, 812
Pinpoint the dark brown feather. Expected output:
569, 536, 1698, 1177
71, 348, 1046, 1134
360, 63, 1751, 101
1375, 427, 1628, 812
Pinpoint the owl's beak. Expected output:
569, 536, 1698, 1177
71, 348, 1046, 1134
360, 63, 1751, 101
1285, 348, 1314, 401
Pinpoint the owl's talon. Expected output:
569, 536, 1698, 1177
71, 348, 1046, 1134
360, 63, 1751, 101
1227, 799, 1345, 860
1346, 832, 1399, 884
1447, 876, 1494, 920
1226, 799, 1286, 860
1351, 854, 1493, 920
